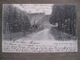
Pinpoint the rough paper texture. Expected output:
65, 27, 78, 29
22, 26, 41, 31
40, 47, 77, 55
2, 4, 77, 53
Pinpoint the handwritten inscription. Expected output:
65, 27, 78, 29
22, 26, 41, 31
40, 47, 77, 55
2, 40, 77, 52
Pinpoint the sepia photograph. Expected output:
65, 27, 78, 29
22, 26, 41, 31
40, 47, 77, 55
2, 4, 77, 52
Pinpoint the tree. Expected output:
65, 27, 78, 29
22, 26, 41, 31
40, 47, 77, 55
49, 5, 76, 36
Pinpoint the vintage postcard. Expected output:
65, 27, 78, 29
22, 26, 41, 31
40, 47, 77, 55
2, 4, 77, 53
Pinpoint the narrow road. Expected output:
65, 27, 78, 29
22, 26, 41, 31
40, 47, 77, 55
26, 28, 56, 40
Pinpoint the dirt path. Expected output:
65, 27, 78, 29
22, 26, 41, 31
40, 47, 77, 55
25, 28, 55, 40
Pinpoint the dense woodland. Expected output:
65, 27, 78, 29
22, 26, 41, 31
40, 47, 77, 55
3, 4, 31, 34
50, 5, 77, 36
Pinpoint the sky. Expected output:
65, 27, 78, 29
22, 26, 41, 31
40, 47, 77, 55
13, 4, 54, 15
